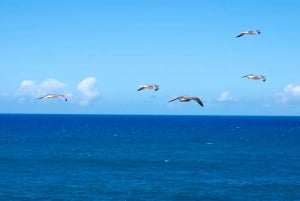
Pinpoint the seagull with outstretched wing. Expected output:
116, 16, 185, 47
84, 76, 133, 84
242, 74, 266, 82
137, 84, 159, 91
37, 94, 68, 101
236, 30, 261, 38
169, 96, 204, 107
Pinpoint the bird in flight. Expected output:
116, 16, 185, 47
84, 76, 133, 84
169, 96, 204, 107
242, 74, 266, 82
236, 30, 261, 38
37, 94, 68, 101
137, 84, 159, 91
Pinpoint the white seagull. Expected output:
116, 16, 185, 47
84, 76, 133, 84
137, 84, 159, 91
236, 30, 261, 38
169, 96, 204, 107
37, 94, 68, 101
242, 74, 266, 82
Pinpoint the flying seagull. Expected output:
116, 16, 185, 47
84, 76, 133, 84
242, 74, 266, 82
169, 96, 204, 107
37, 94, 68, 101
236, 30, 261, 38
137, 84, 159, 91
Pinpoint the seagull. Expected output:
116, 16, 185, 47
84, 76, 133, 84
169, 96, 204, 107
137, 84, 159, 91
236, 30, 261, 38
242, 74, 266, 82
37, 94, 68, 101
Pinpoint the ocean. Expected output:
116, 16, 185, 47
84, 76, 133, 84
0, 114, 299, 201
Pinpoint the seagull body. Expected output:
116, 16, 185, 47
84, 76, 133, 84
169, 96, 204, 107
137, 84, 159, 91
242, 74, 266, 82
37, 94, 68, 101
236, 30, 261, 38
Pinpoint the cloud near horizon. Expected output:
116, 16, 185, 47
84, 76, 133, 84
17, 79, 67, 98
77, 77, 99, 106
217, 91, 236, 102
16, 77, 99, 106
277, 84, 300, 103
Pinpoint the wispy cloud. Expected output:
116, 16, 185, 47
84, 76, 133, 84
217, 91, 236, 102
77, 77, 99, 106
276, 84, 300, 103
17, 79, 67, 98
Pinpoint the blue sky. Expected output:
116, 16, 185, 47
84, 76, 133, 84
1, 0, 300, 115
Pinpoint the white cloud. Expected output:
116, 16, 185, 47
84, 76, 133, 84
284, 84, 300, 96
20, 80, 36, 89
17, 78, 67, 98
217, 91, 235, 102
277, 84, 300, 103
77, 77, 99, 106
16, 77, 100, 105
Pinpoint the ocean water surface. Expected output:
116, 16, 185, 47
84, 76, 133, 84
0, 114, 299, 200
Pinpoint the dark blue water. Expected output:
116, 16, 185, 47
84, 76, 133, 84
0, 114, 299, 201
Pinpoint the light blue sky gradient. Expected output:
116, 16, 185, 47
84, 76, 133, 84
1, 0, 300, 115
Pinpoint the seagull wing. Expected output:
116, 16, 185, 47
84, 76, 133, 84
236, 33, 245, 38
191, 97, 204, 107
154, 85, 159, 91
137, 86, 146, 91
169, 96, 181, 102
37, 94, 50, 99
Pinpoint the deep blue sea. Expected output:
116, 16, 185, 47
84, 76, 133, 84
0, 114, 299, 201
